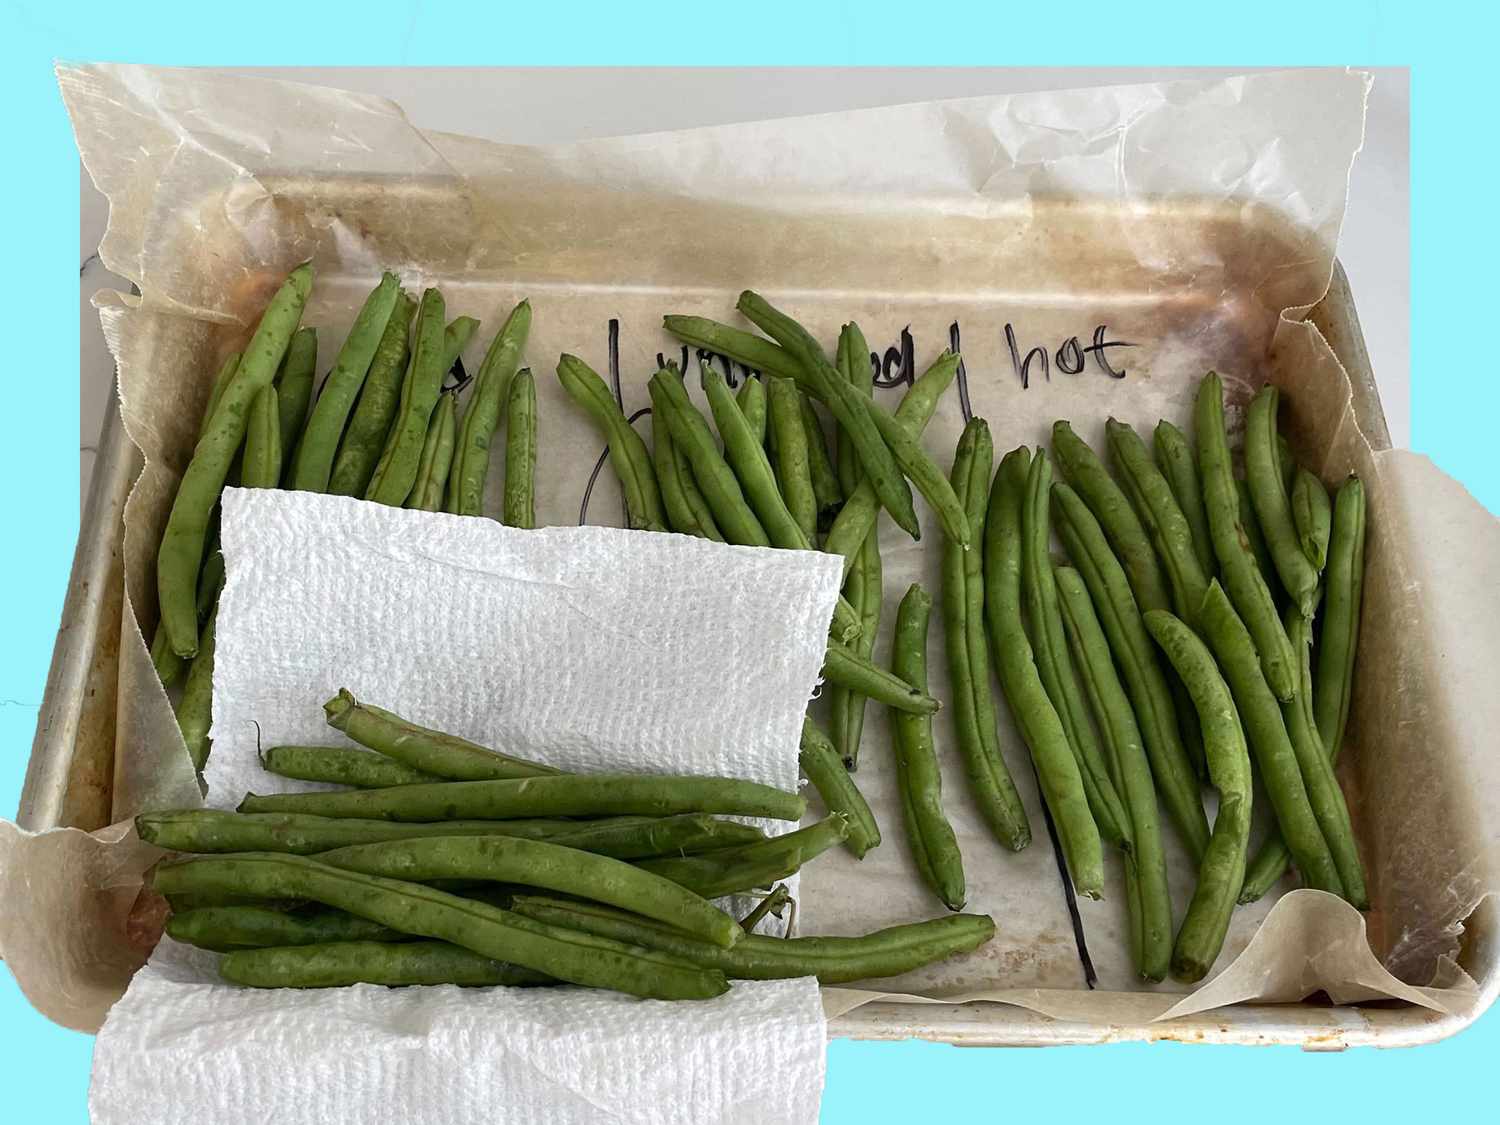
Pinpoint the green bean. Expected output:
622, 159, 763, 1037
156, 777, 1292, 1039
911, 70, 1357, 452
1055, 565, 1171, 981
317, 834, 743, 948
822, 640, 937, 714
1153, 420, 1215, 576
365, 315, 474, 503
651, 395, 721, 540
866, 401, 971, 546
736, 291, 922, 539
1236, 478, 1280, 601
941, 418, 1030, 851
889, 584, 966, 910
1278, 607, 1366, 906
834, 324, 872, 495
823, 352, 961, 577
1107, 418, 1211, 623
1278, 434, 1297, 492
328, 291, 416, 497
1052, 482, 1210, 859
799, 718, 880, 858
137, 808, 755, 858
1246, 386, 1320, 617
150, 625, 185, 689
1142, 609, 1252, 984
767, 375, 819, 542
828, 325, 881, 770
1022, 450, 1131, 850
199, 350, 242, 435
448, 299, 531, 516
636, 814, 849, 898
274, 328, 317, 482
662, 315, 803, 381
1292, 468, 1332, 572
238, 773, 806, 822
221, 940, 552, 989
985, 448, 1103, 896
736, 375, 767, 443
158, 263, 312, 656
1196, 374, 1298, 699
501, 368, 538, 528
366, 289, 449, 506
175, 600, 219, 772
1197, 582, 1342, 896
261, 745, 437, 788
1314, 476, 1367, 761
151, 853, 728, 1000
558, 351, 670, 530
405, 390, 458, 511
167, 905, 404, 952
240, 385, 282, 489
511, 895, 997, 984
738, 885, 791, 934
800, 391, 843, 523
1052, 420, 1173, 618
323, 689, 561, 781
288, 273, 401, 493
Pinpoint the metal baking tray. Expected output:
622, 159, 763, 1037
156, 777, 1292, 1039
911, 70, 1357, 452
30, 227, 1487, 1049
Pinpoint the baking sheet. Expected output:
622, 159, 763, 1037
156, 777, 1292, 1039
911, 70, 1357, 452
2, 64, 1496, 1035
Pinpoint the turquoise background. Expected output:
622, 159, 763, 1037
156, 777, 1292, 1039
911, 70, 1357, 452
1, 1, 1489, 1119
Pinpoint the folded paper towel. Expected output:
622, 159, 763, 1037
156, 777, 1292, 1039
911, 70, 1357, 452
92, 489, 840, 1123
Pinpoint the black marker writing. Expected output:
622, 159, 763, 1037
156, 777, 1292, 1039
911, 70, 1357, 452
875, 327, 916, 389
1005, 323, 1137, 387
950, 321, 973, 424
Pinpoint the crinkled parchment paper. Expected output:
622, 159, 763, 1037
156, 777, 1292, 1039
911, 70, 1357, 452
2, 64, 1496, 1037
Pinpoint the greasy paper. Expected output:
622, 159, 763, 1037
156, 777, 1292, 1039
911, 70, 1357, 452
2, 64, 1495, 1037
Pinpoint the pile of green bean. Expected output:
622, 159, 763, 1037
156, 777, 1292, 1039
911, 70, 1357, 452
150, 267, 540, 770
143, 689, 995, 998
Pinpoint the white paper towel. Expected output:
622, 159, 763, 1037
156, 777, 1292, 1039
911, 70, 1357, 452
93, 488, 841, 1123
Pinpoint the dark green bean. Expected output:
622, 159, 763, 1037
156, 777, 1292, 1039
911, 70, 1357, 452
261, 745, 437, 788
636, 814, 849, 898
1314, 475, 1366, 760
736, 375, 767, 444
799, 391, 843, 522
289, 272, 401, 493
316, 834, 742, 948
448, 299, 531, 516
652, 396, 722, 539
1107, 418, 1210, 623
829, 323, 880, 769
941, 418, 1030, 851
736, 291, 922, 539
1055, 565, 1171, 981
1246, 386, 1319, 617
324, 688, 560, 781
822, 640, 938, 714
1052, 420, 1172, 615
799, 718, 880, 858
158, 263, 312, 656
220, 940, 552, 988
767, 375, 818, 542
238, 773, 806, 822
151, 853, 728, 1000
1142, 609, 1252, 984
1196, 373, 1297, 698
890, 583, 966, 910
1198, 582, 1342, 896
510, 895, 997, 984
662, 315, 803, 381
175, 600, 218, 772
1153, 419, 1215, 576
501, 368, 538, 528
648, 366, 761, 541
822, 352, 960, 576
240, 385, 282, 488
405, 390, 458, 511
274, 327, 317, 482
167, 905, 404, 952
1052, 482, 1210, 860
1022, 450, 1131, 850
1292, 468, 1332, 573
366, 289, 450, 506
328, 291, 416, 498
985, 448, 1102, 897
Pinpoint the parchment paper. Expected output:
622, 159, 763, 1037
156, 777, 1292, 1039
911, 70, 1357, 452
2, 64, 1496, 1037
